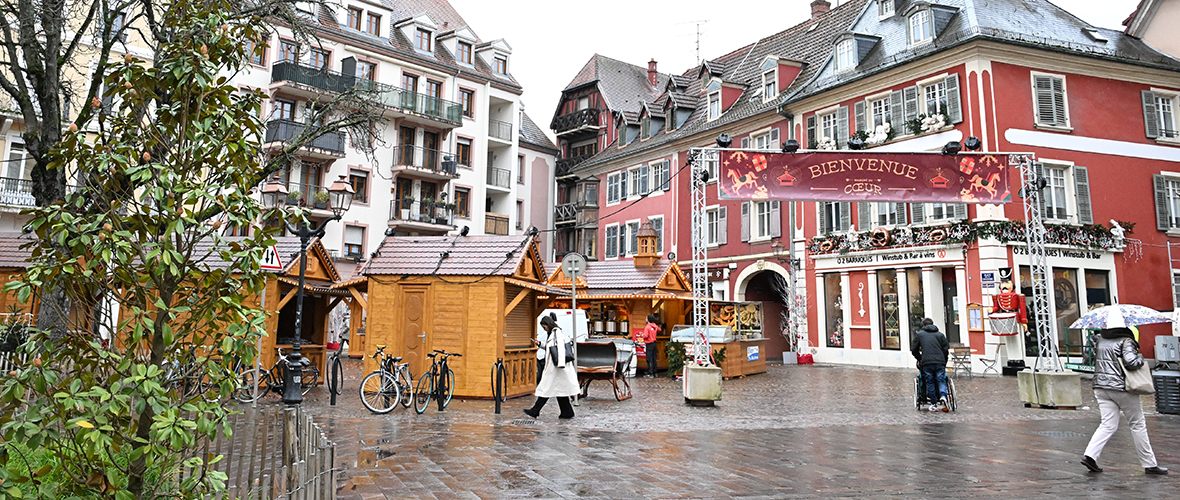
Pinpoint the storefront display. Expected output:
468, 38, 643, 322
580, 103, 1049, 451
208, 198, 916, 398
878, 270, 901, 350
708, 300, 763, 340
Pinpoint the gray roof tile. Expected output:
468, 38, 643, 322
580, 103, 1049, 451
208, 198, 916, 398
364, 235, 541, 277
519, 112, 558, 153
0, 232, 34, 269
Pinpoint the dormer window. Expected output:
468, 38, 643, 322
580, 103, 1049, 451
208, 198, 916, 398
366, 13, 381, 37
835, 39, 855, 71
457, 42, 472, 64
708, 92, 721, 120
415, 28, 432, 51
494, 56, 508, 76
641, 116, 651, 139
909, 9, 934, 44
762, 70, 776, 101
347, 7, 362, 30
879, 0, 894, 18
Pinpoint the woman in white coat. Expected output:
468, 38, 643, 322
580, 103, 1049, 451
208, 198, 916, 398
524, 315, 578, 419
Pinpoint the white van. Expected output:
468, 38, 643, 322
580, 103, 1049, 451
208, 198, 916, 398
535, 308, 590, 342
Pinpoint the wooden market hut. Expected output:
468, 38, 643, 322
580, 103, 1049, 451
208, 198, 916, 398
0, 232, 37, 326
363, 234, 556, 399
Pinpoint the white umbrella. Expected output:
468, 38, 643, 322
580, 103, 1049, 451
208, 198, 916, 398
1069, 304, 1172, 330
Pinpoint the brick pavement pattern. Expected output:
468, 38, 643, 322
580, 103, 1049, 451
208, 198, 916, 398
294, 362, 1178, 499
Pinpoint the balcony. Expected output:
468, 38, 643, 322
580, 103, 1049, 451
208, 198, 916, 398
555, 203, 577, 225
0, 178, 36, 208
556, 153, 595, 177
392, 145, 459, 180
553, 108, 601, 138
264, 119, 345, 158
485, 213, 510, 235
487, 167, 511, 190
269, 62, 463, 128
270, 61, 364, 97
376, 87, 463, 127
389, 198, 456, 234
489, 118, 513, 143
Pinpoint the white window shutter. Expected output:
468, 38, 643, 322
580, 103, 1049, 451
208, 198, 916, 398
895, 202, 908, 225
1154, 174, 1170, 231
839, 202, 852, 232
719, 206, 728, 245
953, 203, 967, 220
890, 90, 905, 126
741, 202, 751, 242
819, 202, 829, 234
858, 202, 871, 231
741, 136, 750, 149
807, 115, 817, 148
770, 128, 780, 148
836, 105, 849, 148
1074, 166, 1092, 225
770, 201, 781, 238
854, 101, 867, 132
911, 203, 925, 224
903, 86, 919, 121
1143, 90, 1160, 139
945, 74, 962, 124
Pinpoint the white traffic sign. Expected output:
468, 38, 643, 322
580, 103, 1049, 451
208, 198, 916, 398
261, 245, 285, 271
561, 253, 587, 279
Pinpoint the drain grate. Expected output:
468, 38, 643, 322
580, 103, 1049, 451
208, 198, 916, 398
510, 419, 537, 425
1032, 431, 1087, 438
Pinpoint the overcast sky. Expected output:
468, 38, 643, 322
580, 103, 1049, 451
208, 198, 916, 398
447, 0, 1141, 142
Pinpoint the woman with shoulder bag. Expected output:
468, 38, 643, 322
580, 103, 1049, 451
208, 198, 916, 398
1081, 327, 1168, 475
524, 315, 579, 419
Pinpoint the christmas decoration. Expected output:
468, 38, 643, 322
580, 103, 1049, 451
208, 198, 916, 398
807, 220, 1125, 255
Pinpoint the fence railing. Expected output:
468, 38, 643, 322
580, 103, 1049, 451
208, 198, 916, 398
265, 119, 346, 155
485, 213, 510, 235
271, 62, 462, 125
0, 177, 36, 207
487, 167, 511, 189
389, 198, 456, 226
555, 203, 577, 225
271, 61, 363, 95
488, 119, 513, 141
552, 108, 600, 134
208, 405, 336, 499
556, 154, 594, 175
393, 145, 457, 176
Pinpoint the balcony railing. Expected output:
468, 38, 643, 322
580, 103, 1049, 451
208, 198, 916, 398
393, 145, 457, 176
270, 62, 463, 125
0, 177, 36, 207
283, 183, 338, 210
485, 213, 510, 235
271, 61, 363, 95
487, 167, 511, 189
553, 108, 600, 134
265, 119, 345, 155
556, 153, 595, 175
389, 198, 456, 227
379, 88, 463, 124
489, 118, 513, 141
555, 203, 577, 225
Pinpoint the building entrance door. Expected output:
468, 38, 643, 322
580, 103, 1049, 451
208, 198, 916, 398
401, 286, 431, 376
942, 280, 960, 344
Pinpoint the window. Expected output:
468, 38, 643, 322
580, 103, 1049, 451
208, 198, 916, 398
455, 187, 470, 218
275, 99, 296, 121
835, 39, 855, 71
460, 89, 474, 117
909, 10, 933, 44
108, 11, 128, 42
627, 221, 640, 256
652, 161, 670, 191
876, 202, 897, 226
1159, 95, 1177, 138
923, 81, 947, 116
607, 172, 621, 204
820, 112, 838, 143
880, 0, 894, 17
517, 155, 525, 184
930, 203, 953, 221
708, 92, 721, 119
701, 149, 719, 183
641, 116, 651, 139
350, 170, 368, 203
570, 142, 597, 158
582, 183, 598, 206
1146, 90, 1179, 140
344, 226, 365, 258
870, 97, 890, 127
1045, 166, 1068, 220
821, 202, 843, 233
366, 13, 381, 37
310, 49, 329, 70
707, 209, 720, 246
516, 200, 524, 230
753, 201, 772, 239
357, 61, 375, 81
279, 40, 299, 63
752, 128, 779, 150
605, 224, 619, 258
415, 28, 432, 51
494, 57, 508, 75
620, 171, 628, 200
629, 165, 649, 196
346, 7, 362, 30
246, 39, 267, 66
762, 70, 776, 100
457, 42, 472, 64
651, 217, 664, 253
1033, 74, 1069, 128
401, 73, 418, 92
456, 138, 471, 167
4, 142, 33, 180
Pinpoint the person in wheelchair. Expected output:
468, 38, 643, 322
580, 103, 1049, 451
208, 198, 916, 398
912, 318, 950, 412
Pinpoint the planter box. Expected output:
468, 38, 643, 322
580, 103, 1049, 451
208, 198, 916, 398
683, 364, 722, 405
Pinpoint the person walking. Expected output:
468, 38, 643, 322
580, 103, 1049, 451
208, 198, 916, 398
1082, 327, 1168, 475
534, 313, 552, 384
524, 315, 578, 419
911, 318, 949, 412
640, 314, 661, 377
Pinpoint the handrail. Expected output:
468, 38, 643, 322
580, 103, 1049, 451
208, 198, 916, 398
389, 198, 456, 227
489, 118, 513, 141
552, 108, 600, 133
393, 145, 457, 175
487, 167, 511, 188
264, 119, 345, 154
270, 61, 463, 124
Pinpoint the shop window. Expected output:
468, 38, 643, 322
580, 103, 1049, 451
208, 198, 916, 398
907, 268, 925, 332
1054, 268, 1081, 357
1085, 271, 1110, 309
878, 270, 901, 350
825, 273, 844, 348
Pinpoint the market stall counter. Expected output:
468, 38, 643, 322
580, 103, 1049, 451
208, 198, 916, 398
671, 325, 767, 379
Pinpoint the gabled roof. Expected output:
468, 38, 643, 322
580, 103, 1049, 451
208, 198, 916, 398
0, 232, 34, 269
547, 260, 690, 293
386, 0, 470, 33
519, 112, 558, 154
559, 54, 670, 116
364, 235, 546, 281
191, 236, 326, 276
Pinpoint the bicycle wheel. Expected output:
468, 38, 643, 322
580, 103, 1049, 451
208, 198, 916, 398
235, 368, 261, 403
397, 368, 414, 408
441, 369, 455, 408
301, 366, 320, 395
414, 372, 434, 414
328, 356, 344, 396
360, 371, 399, 414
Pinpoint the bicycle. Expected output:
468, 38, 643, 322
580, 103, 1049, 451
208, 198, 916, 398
414, 349, 461, 414
235, 347, 320, 403
360, 345, 415, 413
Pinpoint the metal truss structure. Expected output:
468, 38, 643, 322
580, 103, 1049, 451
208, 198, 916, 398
1011, 153, 1060, 372
689, 148, 712, 366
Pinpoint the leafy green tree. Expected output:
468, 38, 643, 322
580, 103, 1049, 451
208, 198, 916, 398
0, 1, 290, 497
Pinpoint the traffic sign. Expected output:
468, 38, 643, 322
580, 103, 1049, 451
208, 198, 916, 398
561, 253, 587, 279
261, 245, 285, 271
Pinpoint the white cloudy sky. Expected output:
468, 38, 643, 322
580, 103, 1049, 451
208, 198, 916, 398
447, 0, 1141, 142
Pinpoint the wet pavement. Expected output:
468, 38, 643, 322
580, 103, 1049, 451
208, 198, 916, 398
288, 361, 1179, 499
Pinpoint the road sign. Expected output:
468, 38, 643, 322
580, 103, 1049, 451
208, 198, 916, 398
561, 253, 587, 279
261, 245, 285, 271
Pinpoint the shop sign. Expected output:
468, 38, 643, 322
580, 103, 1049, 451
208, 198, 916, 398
747, 345, 759, 361
688, 267, 726, 281
981, 272, 995, 282
718, 151, 1011, 203
834, 250, 939, 265
1011, 246, 1103, 259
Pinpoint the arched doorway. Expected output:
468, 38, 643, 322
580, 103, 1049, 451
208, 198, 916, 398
737, 265, 792, 360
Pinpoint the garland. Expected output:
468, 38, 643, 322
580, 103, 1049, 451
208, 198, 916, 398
807, 220, 1124, 255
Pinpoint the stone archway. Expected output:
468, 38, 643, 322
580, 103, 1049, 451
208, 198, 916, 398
734, 260, 792, 359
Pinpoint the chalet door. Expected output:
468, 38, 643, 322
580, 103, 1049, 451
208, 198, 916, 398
401, 286, 431, 377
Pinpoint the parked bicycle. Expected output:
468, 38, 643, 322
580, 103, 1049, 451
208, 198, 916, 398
415, 349, 461, 414
235, 347, 320, 403
360, 345, 414, 413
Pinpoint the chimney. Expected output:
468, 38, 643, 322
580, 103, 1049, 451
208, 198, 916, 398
810, 0, 831, 18
648, 59, 658, 87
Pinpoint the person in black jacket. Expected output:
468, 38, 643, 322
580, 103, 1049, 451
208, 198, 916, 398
911, 318, 949, 412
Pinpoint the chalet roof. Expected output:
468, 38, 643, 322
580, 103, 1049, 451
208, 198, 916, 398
547, 260, 688, 292
0, 232, 34, 269
191, 236, 310, 274
364, 234, 544, 279
559, 54, 670, 116
518, 112, 558, 154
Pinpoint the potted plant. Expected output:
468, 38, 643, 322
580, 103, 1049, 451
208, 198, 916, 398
286, 190, 302, 206
399, 197, 413, 219
418, 197, 434, 221
313, 190, 330, 209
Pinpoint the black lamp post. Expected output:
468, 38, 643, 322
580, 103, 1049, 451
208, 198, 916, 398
263, 175, 354, 405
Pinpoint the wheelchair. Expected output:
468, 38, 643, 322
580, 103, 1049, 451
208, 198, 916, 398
913, 367, 957, 412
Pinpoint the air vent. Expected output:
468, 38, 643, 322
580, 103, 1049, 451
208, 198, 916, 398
1083, 28, 1108, 43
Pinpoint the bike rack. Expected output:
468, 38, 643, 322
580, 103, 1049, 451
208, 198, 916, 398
491, 358, 506, 414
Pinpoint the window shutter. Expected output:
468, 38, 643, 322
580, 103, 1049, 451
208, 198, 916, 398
858, 202, 871, 231
895, 203, 908, 225
854, 101, 867, 132
1051, 77, 1067, 127
890, 90, 905, 126
770, 128, 780, 148
1034, 75, 1064, 126
741, 136, 750, 149
839, 202, 852, 232
653, 218, 664, 253
662, 162, 671, 191
719, 206, 728, 245
836, 106, 849, 148
945, 74, 962, 124
953, 203, 967, 220
1143, 90, 1160, 139
911, 203, 925, 224
1154, 174, 1170, 231
620, 173, 628, 199
807, 115, 817, 149
819, 202, 830, 234
741, 202, 751, 242
903, 86, 919, 121
770, 201, 782, 238
1073, 166, 1092, 225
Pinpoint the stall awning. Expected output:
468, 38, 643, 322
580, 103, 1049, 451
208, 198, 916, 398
505, 277, 572, 296
330, 276, 368, 293
540, 288, 694, 300
277, 276, 353, 296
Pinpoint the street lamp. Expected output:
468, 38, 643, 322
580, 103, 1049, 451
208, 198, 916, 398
263, 174, 354, 405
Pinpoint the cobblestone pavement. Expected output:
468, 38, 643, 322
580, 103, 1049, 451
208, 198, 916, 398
288, 360, 1179, 499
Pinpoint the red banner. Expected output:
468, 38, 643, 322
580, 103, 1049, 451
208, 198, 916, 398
717, 151, 1011, 203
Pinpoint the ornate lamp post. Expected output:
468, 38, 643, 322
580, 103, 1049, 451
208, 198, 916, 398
262, 175, 354, 404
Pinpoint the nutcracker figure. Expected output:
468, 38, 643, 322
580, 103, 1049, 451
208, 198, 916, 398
989, 281, 1026, 362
